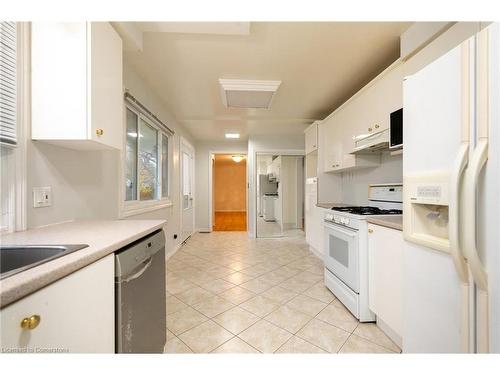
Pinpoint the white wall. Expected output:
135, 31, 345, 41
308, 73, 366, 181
247, 134, 305, 237
26, 60, 194, 257
340, 152, 402, 205
194, 140, 248, 232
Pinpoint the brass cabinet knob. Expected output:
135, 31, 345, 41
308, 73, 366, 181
96, 129, 104, 136
20, 315, 41, 330
368, 229, 374, 234
368, 127, 373, 132
375, 124, 380, 129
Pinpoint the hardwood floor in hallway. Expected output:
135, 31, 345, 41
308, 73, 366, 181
213, 211, 247, 231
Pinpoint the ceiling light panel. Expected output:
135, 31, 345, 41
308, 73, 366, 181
225, 133, 240, 139
219, 79, 281, 109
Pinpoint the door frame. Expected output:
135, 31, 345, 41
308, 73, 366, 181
208, 150, 248, 232
180, 137, 195, 241
251, 149, 305, 238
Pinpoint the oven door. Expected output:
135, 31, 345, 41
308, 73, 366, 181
323, 221, 359, 293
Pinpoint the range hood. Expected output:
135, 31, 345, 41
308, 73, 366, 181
350, 128, 389, 154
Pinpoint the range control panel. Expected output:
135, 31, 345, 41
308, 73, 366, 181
368, 184, 403, 203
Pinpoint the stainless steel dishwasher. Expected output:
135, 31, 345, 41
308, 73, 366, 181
115, 229, 166, 353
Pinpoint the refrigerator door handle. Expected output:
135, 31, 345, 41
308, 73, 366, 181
449, 141, 470, 353
464, 138, 489, 353
464, 139, 489, 290
449, 142, 469, 283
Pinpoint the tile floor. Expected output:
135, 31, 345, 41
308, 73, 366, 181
164, 231, 401, 354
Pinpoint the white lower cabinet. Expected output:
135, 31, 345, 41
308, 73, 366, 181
0, 255, 114, 353
368, 223, 403, 347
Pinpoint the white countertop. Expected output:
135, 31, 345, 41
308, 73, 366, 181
0, 219, 166, 308
366, 216, 403, 231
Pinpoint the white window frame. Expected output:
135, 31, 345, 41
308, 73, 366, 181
1, 22, 28, 234
120, 103, 172, 218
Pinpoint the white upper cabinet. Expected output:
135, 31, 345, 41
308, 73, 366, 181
320, 61, 403, 173
304, 121, 319, 154
31, 22, 123, 150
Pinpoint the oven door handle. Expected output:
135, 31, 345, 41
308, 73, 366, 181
324, 221, 358, 237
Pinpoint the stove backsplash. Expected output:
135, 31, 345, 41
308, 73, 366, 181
341, 152, 402, 205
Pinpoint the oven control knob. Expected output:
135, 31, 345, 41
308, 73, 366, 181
344, 218, 350, 225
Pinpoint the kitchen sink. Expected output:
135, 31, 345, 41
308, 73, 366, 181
0, 244, 88, 280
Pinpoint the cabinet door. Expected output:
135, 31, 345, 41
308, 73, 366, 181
368, 224, 403, 337
322, 115, 343, 172
90, 22, 123, 150
31, 22, 88, 141
305, 123, 318, 154
0, 255, 114, 353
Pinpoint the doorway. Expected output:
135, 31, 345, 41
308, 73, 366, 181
211, 153, 247, 231
255, 153, 304, 238
180, 138, 195, 242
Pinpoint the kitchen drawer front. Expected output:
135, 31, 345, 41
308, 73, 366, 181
0, 255, 114, 353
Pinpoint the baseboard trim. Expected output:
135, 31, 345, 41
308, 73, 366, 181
196, 228, 212, 233
309, 245, 323, 260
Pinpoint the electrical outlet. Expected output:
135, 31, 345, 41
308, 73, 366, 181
33, 187, 52, 208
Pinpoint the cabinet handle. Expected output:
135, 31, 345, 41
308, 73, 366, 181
20, 315, 41, 330
96, 129, 104, 136
374, 124, 379, 129
368, 229, 373, 234
368, 127, 373, 132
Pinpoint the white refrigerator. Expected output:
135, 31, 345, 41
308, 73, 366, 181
402, 23, 499, 353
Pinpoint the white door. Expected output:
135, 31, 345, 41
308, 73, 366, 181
181, 139, 195, 242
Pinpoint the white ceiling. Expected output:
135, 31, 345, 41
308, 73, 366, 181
123, 22, 411, 141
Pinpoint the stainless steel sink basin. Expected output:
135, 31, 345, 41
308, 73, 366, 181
0, 244, 88, 279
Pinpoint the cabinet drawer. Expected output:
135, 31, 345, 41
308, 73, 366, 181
0, 255, 114, 353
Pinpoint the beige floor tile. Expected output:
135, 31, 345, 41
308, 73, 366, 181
192, 295, 235, 318
303, 282, 336, 304
202, 279, 236, 294
213, 307, 260, 335
294, 271, 323, 284
175, 286, 214, 306
256, 271, 291, 286
261, 286, 299, 304
208, 266, 236, 278
238, 320, 292, 353
286, 294, 328, 316
166, 306, 208, 335
219, 286, 256, 304
222, 272, 255, 285
166, 329, 176, 342
278, 276, 317, 293
211, 337, 259, 353
297, 319, 350, 353
226, 262, 249, 271
275, 336, 327, 353
178, 320, 234, 353
166, 276, 197, 294
239, 264, 269, 277
164, 337, 193, 354
316, 300, 358, 333
353, 323, 400, 352
265, 306, 312, 334
166, 295, 188, 315
239, 278, 275, 294
239, 295, 281, 317
339, 334, 394, 353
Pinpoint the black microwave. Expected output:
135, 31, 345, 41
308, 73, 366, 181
389, 108, 403, 149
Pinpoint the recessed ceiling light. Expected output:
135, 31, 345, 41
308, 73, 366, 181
225, 133, 240, 139
232, 155, 245, 163
219, 79, 281, 109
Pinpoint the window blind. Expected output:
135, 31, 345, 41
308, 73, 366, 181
0, 22, 17, 147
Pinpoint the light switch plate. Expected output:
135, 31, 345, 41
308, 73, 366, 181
33, 186, 52, 208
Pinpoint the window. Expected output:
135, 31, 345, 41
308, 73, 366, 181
0, 21, 18, 232
124, 105, 170, 207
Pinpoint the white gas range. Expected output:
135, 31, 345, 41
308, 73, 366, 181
323, 183, 403, 322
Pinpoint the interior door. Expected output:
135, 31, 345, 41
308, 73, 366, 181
181, 139, 195, 242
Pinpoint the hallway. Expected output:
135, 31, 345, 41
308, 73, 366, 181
165, 232, 400, 353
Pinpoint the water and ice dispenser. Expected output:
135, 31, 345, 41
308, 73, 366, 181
403, 172, 451, 252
